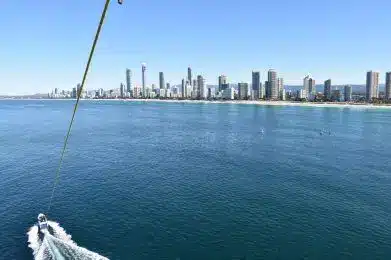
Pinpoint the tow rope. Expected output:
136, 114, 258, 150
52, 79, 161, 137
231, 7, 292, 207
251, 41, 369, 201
47, 0, 122, 213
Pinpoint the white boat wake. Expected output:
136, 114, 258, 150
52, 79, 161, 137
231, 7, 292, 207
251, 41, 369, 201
27, 220, 109, 260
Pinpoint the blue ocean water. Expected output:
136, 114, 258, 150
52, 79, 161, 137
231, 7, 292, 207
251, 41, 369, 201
1, 100, 391, 259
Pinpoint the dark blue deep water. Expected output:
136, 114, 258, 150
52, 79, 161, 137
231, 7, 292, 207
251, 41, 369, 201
1, 100, 391, 259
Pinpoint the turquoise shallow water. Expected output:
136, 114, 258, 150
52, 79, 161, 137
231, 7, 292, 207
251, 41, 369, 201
1, 100, 391, 259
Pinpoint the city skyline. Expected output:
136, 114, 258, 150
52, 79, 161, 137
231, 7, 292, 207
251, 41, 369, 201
47, 64, 391, 105
1, 1, 391, 95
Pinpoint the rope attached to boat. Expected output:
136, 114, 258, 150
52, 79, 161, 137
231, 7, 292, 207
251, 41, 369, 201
47, 0, 116, 214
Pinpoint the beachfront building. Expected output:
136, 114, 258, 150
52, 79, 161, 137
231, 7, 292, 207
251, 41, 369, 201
297, 89, 306, 99
268, 69, 278, 100
252, 71, 260, 100
222, 87, 235, 100
324, 79, 331, 100
238, 83, 249, 100
366, 71, 379, 102
344, 85, 352, 102
385, 72, 391, 100
218, 75, 227, 93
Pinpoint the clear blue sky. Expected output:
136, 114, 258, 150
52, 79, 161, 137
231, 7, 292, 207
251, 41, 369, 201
1, 0, 391, 95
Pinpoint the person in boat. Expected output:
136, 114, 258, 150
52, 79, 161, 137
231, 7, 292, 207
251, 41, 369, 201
37, 213, 54, 240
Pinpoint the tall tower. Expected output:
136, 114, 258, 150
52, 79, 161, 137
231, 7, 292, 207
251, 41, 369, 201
141, 63, 147, 97
218, 75, 227, 92
197, 75, 206, 99
188, 67, 192, 85
268, 69, 278, 100
181, 79, 185, 98
385, 72, 391, 100
308, 78, 316, 95
120, 83, 125, 98
366, 71, 379, 101
324, 79, 331, 100
159, 72, 165, 89
277, 78, 284, 99
238, 83, 249, 100
252, 71, 260, 100
126, 69, 132, 93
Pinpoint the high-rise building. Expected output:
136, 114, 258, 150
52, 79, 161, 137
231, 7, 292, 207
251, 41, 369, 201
252, 71, 260, 100
324, 79, 331, 100
193, 79, 198, 97
72, 87, 77, 98
218, 75, 227, 92
159, 72, 165, 89
344, 85, 352, 102
281, 89, 286, 101
366, 71, 379, 101
197, 75, 206, 99
277, 78, 284, 99
76, 83, 82, 97
181, 79, 185, 98
268, 69, 278, 99
188, 67, 192, 85
120, 83, 125, 98
221, 83, 229, 91
260, 83, 266, 99
309, 78, 316, 95
385, 72, 391, 100
303, 75, 310, 98
166, 83, 170, 89
126, 69, 132, 93
238, 83, 249, 100
141, 63, 147, 97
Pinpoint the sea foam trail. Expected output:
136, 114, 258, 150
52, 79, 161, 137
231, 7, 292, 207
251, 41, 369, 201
27, 220, 109, 260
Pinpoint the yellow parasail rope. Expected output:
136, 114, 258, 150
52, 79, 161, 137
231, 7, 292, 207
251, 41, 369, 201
47, 0, 120, 213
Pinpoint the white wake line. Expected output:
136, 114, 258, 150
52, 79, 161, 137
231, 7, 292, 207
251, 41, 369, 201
27, 220, 109, 260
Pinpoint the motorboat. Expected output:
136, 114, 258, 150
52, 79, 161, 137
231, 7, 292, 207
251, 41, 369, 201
37, 213, 48, 234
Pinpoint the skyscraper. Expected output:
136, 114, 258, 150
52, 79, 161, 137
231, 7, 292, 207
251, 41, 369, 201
324, 79, 331, 100
386, 72, 391, 100
221, 83, 229, 91
238, 83, 249, 100
366, 71, 379, 101
252, 71, 260, 100
309, 78, 315, 95
76, 83, 82, 97
188, 67, 192, 85
159, 72, 165, 89
344, 85, 352, 102
120, 83, 125, 98
303, 75, 310, 98
277, 78, 284, 99
218, 75, 227, 92
141, 63, 147, 97
260, 82, 266, 99
193, 79, 198, 97
181, 79, 185, 98
197, 75, 206, 99
264, 81, 270, 99
166, 83, 170, 89
126, 69, 132, 93
268, 69, 278, 100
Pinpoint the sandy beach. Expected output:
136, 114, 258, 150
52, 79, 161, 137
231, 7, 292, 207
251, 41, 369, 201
3, 98, 391, 109
118, 99, 391, 109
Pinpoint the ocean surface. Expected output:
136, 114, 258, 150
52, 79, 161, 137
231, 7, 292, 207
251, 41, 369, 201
1, 100, 391, 259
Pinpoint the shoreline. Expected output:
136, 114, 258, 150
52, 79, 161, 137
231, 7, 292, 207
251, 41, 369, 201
2, 98, 391, 109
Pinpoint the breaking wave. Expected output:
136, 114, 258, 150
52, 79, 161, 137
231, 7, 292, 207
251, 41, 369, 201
27, 220, 109, 260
